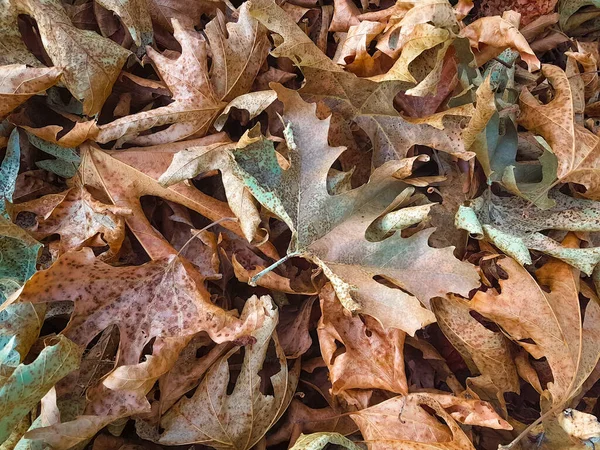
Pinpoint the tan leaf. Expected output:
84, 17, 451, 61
95, 0, 152, 48
460, 16, 541, 70
10, 184, 130, 261
98, 3, 269, 145
470, 235, 600, 406
16, 0, 131, 115
155, 295, 300, 449
0, 0, 41, 66
79, 139, 246, 260
350, 393, 476, 449
317, 283, 408, 396
432, 295, 519, 400
0, 65, 61, 118
519, 64, 600, 199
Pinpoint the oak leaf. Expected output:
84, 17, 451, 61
470, 235, 600, 406
10, 184, 130, 261
15, 248, 262, 365
317, 283, 408, 396
98, 3, 270, 145
289, 433, 362, 450
0, 65, 61, 119
456, 190, 600, 274
519, 64, 600, 200
153, 295, 300, 449
233, 85, 479, 335
15, 0, 131, 115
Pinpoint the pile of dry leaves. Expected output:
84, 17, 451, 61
2, 0, 600, 448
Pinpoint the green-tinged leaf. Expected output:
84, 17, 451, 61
0, 217, 41, 304
290, 432, 363, 450
0, 335, 81, 444
0, 129, 19, 217
233, 85, 479, 335
0, 302, 46, 369
559, 0, 600, 32
455, 190, 600, 274
27, 133, 80, 178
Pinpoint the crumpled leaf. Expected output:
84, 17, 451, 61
519, 64, 600, 200
153, 295, 299, 449
0, 65, 61, 119
0, 335, 81, 444
15, 0, 131, 115
248, 0, 483, 166
9, 184, 130, 261
0, 217, 41, 304
432, 295, 519, 404
289, 432, 363, 450
456, 190, 600, 274
98, 3, 269, 145
233, 85, 479, 335
460, 16, 541, 70
470, 235, 600, 406
317, 283, 408, 396
15, 248, 262, 365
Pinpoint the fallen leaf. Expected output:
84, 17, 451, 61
153, 295, 300, 448
16, 0, 131, 115
0, 65, 61, 118
289, 432, 362, 450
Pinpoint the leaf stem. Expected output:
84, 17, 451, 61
249, 251, 302, 287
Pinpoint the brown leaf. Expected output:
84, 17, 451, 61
519, 64, 600, 199
0, 65, 61, 118
15, 248, 262, 365
470, 235, 600, 406
317, 283, 408, 396
10, 184, 131, 261
460, 16, 541, 70
16, 0, 131, 115
350, 393, 477, 449
432, 295, 519, 401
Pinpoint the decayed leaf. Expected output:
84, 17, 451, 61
432, 295, 519, 402
26, 133, 81, 179
154, 295, 299, 449
0, 217, 41, 305
289, 432, 363, 450
456, 190, 600, 274
470, 235, 600, 406
0, 129, 20, 217
0, 335, 81, 444
95, 0, 153, 49
98, 3, 269, 145
233, 85, 479, 335
15, 248, 262, 365
350, 394, 479, 449
10, 184, 131, 261
249, 0, 482, 167
0, 302, 46, 368
460, 16, 541, 70
519, 64, 600, 200
317, 283, 408, 396
0, 65, 61, 118
158, 130, 262, 242
15, 0, 130, 115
